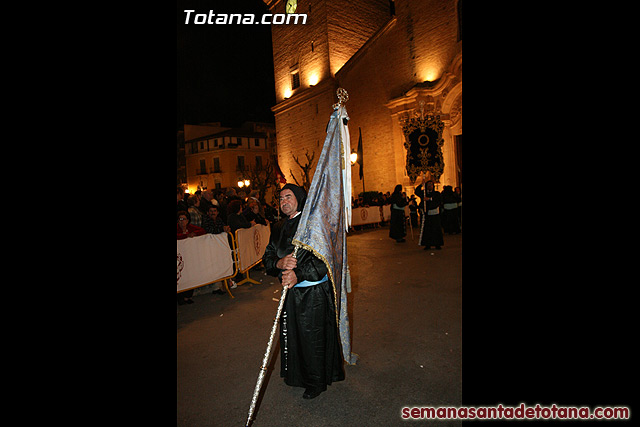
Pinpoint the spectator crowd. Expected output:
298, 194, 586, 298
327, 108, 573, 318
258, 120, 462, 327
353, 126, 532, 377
177, 183, 461, 305
177, 186, 279, 305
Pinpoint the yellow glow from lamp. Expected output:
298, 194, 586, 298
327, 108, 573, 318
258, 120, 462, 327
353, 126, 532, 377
350, 151, 358, 165
423, 70, 437, 82
284, 88, 292, 98
422, 64, 441, 82
309, 74, 319, 86
238, 180, 244, 188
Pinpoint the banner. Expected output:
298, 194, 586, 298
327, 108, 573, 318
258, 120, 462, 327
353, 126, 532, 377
382, 204, 391, 222
177, 233, 235, 293
236, 224, 271, 272
291, 91, 358, 365
351, 206, 382, 226
401, 107, 445, 184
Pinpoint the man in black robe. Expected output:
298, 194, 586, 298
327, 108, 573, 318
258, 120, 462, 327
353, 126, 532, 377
389, 184, 407, 242
262, 183, 345, 399
441, 185, 461, 234
415, 180, 444, 250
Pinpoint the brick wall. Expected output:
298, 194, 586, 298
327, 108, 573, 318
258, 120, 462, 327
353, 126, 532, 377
273, 82, 337, 185
270, 0, 461, 195
336, 0, 460, 194
326, 0, 390, 75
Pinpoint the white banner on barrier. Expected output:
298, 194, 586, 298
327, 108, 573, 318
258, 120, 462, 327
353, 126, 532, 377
351, 206, 382, 226
177, 233, 234, 293
236, 224, 271, 272
382, 204, 391, 221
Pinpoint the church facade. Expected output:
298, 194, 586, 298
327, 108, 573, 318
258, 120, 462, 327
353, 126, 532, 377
265, 0, 462, 195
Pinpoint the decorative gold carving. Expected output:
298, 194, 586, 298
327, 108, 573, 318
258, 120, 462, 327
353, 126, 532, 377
449, 94, 462, 125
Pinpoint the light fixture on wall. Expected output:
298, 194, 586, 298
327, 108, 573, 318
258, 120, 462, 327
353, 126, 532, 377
350, 150, 358, 166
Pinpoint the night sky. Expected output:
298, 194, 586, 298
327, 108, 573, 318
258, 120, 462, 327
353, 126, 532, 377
177, 0, 276, 131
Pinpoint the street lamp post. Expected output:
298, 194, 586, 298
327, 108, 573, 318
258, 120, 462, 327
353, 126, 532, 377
238, 178, 251, 189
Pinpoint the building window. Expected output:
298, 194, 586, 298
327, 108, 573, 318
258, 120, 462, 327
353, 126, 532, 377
237, 156, 245, 171
213, 139, 218, 147
213, 157, 221, 172
255, 156, 263, 170
237, 137, 242, 146
199, 159, 207, 175
291, 71, 300, 89
254, 138, 260, 147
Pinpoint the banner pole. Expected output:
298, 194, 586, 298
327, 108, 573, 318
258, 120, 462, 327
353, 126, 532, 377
245, 245, 299, 426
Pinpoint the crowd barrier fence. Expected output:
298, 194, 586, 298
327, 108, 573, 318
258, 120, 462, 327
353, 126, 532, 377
234, 224, 271, 286
177, 224, 271, 298
352, 205, 414, 239
351, 206, 382, 226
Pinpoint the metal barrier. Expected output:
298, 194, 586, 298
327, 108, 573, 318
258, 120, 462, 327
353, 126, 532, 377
234, 224, 271, 287
177, 231, 238, 298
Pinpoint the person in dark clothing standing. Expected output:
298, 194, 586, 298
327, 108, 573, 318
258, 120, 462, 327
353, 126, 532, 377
243, 199, 268, 226
177, 210, 206, 305
262, 184, 345, 400
408, 195, 419, 227
415, 179, 444, 250
441, 185, 461, 234
202, 205, 230, 235
177, 186, 188, 213
388, 184, 407, 243
198, 190, 215, 216
226, 200, 253, 234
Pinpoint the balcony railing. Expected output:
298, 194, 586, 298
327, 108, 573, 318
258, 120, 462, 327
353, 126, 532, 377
194, 167, 224, 176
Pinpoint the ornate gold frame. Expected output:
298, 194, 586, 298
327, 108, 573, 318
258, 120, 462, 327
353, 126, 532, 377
400, 102, 445, 184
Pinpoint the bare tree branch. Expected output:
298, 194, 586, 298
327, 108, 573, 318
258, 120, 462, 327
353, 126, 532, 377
290, 149, 315, 191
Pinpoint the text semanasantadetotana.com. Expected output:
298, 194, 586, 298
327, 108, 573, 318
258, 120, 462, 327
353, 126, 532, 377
401, 403, 630, 420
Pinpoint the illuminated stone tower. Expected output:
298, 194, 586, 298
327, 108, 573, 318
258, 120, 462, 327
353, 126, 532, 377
264, 0, 390, 186
265, 0, 462, 194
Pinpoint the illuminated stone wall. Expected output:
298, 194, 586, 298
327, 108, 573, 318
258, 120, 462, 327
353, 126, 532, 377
267, 0, 462, 195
